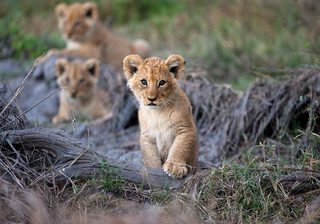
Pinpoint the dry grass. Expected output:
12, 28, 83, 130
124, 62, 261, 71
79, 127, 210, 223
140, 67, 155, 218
185, 163, 320, 223
0, 66, 319, 223
1, 1, 320, 222
0, 179, 200, 224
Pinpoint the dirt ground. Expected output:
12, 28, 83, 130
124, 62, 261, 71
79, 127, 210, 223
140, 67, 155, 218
4, 56, 229, 169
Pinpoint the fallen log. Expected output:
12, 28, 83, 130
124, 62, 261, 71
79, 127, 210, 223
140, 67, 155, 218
0, 128, 187, 189
0, 127, 319, 195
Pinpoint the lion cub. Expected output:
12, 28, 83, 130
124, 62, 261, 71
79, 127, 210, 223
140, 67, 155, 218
123, 54, 198, 178
53, 58, 112, 124
42, 2, 150, 72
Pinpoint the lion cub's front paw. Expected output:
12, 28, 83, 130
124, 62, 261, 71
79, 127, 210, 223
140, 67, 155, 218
52, 116, 61, 124
163, 160, 188, 179
52, 115, 68, 124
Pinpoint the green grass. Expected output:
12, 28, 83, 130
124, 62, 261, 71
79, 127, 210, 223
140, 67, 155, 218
196, 147, 320, 223
0, 14, 63, 60
121, 0, 319, 89
106, 0, 184, 24
150, 188, 171, 204
96, 159, 124, 194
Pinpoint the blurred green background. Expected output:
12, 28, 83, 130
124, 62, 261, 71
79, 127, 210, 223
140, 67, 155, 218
0, 0, 319, 89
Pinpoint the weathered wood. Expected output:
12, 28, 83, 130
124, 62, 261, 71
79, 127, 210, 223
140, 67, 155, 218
0, 128, 187, 189
1, 128, 319, 194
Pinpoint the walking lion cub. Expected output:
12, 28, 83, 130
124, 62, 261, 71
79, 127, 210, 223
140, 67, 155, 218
123, 54, 198, 178
53, 58, 112, 124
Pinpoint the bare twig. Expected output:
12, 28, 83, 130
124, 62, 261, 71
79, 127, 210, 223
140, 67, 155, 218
0, 87, 61, 130
0, 62, 37, 117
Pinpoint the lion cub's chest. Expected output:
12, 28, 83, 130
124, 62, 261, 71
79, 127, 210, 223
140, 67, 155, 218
61, 91, 99, 119
140, 108, 176, 153
66, 96, 94, 118
66, 40, 81, 49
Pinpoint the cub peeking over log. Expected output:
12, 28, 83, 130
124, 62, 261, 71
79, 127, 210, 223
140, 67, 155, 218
40, 1, 150, 72
53, 58, 112, 124
123, 54, 198, 178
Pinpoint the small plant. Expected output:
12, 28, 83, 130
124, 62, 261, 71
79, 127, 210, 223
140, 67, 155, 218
150, 187, 171, 204
97, 159, 124, 194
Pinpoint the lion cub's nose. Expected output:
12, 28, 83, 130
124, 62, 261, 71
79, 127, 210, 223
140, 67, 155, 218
147, 96, 157, 102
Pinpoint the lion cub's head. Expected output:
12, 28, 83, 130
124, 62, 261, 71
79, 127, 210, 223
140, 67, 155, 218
123, 54, 185, 108
55, 58, 100, 99
55, 2, 99, 41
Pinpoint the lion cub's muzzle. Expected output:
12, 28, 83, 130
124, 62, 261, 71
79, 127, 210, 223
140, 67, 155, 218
71, 91, 77, 98
147, 96, 158, 106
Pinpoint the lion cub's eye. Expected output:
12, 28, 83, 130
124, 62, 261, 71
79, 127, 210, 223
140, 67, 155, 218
159, 80, 166, 87
140, 79, 147, 86
85, 9, 92, 18
79, 78, 85, 84
66, 77, 70, 84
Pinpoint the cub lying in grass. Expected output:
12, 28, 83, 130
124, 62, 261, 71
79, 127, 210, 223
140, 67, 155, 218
41, 1, 150, 72
123, 54, 198, 178
53, 58, 112, 124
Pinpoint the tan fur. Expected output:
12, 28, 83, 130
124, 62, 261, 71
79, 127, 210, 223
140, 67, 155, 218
53, 58, 112, 123
41, 2, 150, 72
123, 54, 198, 178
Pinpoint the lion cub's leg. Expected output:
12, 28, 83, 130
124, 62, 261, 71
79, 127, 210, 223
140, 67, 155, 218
90, 103, 109, 119
52, 95, 71, 124
163, 131, 197, 179
140, 134, 162, 168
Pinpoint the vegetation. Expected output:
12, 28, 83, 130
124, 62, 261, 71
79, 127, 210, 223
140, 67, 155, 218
97, 159, 124, 194
89, 146, 320, 223
195, 148, 320, 222
1, 0, 319, 88
0, 0, 319, 223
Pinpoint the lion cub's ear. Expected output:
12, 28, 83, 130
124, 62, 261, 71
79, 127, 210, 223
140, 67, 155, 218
123, 54, 143, 80
55, 3, 67, 19
165, 54, 186, 79
55, 58, 69, 77
84, 58, 100, 78
82, 2, 98, 19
